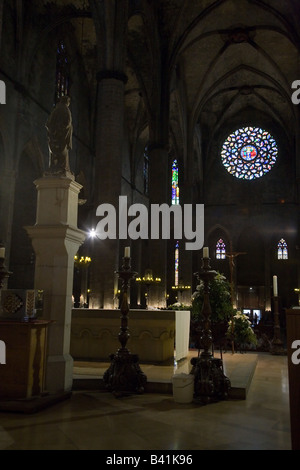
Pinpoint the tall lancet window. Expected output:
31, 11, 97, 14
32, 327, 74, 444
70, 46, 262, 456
277, 239, 288, 260
175, 241, 179, 287
55, 40, 70, 104
172, 159, 180, 285
216, 239, 226, 259
143, 148, 149, 196
172, 159, 179, 205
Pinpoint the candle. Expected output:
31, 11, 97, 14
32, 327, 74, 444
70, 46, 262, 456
203, 247, 209, 258
273, 275, 278, 296
0, 247, 5, 258
124, 247, 130, 258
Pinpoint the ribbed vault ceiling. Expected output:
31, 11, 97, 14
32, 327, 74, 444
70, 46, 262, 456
37, 0, 300, 162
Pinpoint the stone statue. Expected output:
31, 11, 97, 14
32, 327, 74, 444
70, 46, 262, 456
46, 95, 73, 176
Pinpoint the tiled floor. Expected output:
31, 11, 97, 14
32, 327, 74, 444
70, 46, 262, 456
0, 352, 292, 450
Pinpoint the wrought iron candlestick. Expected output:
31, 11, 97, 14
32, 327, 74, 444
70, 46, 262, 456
191, 255, 231, 404
270, 295, 285, 355
103, 254, 147, 397
136, 268, 161, 309
171, 282, 191, 304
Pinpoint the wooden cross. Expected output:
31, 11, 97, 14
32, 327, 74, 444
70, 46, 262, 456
225, 251, 247, 304
226, 250, 247, 354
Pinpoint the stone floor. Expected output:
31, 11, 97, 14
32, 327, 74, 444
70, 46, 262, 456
0, 352, 292, 451
72, 350, 258, 399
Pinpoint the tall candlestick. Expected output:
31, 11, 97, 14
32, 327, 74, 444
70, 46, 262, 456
203, 247, 209, 259
124, 246, 130, 258
0, 247, 5, 259
273, 275, 278, 296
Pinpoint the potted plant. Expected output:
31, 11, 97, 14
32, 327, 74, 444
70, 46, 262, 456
190, 272, 235, 351
226, 311, 257, 352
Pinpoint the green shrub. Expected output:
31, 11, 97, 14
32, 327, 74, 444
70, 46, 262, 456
191, 272, 234, 323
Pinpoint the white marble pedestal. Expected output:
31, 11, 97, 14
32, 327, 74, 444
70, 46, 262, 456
26, 176, 86, 393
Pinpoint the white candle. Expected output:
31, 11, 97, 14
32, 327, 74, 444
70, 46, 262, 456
0, 247, 5, 258
203, 247, 209, 258
124, 247, 130, 258
273, 275, 278, 296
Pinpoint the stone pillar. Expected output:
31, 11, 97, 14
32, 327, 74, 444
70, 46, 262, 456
179, 178, 194, 305
295, 112, 300, 308
89, 74, 127, 310
147, 146, 169, 308
26, 176, 86, 393
88, 0, 129, 309
0, 0, 3, 50
0, 169, 16, 267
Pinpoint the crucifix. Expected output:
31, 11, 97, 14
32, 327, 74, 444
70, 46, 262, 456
226, 250, 247, 305
225, 249, 247, 353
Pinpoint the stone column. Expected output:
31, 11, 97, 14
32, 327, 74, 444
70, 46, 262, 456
295, 112, 300, 306
0, 0, 3, 50
26, 176, 86, 393
89, 74, 126, 309
147, 146, 169, 308
0, 169, 16, 267
88, 0, 129, 309
179, 177, 194, 305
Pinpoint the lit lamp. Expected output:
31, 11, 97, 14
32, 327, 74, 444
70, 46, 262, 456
294, 288, 300, 307
74, 255, 92, 267
73, 254, 92, 308
171, 282, 191, 303
136, 268, 161, 309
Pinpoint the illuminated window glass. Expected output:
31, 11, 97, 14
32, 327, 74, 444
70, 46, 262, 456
221, 127, 278, 180
277, 239, 288, 260
172, 160, 180, 285
175, 241, 179, 286
172, 160, 180, 205
144, 149, 149, 196
55, 40, 70, 104
216, 239, 226, 259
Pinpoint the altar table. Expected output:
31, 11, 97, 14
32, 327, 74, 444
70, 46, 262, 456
70, 309, 190, 364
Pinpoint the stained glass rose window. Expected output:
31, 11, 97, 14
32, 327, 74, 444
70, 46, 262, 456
221, 127, 278, 180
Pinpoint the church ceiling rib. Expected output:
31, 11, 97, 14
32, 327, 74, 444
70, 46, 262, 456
7, 0, 299, 174
195, 64, 294, 121
163, 0, 299, 142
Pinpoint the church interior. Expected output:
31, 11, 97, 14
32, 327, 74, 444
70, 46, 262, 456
0, 0, 299, 451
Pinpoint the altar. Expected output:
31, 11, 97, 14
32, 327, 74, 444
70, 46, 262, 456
70, 309, 190, 364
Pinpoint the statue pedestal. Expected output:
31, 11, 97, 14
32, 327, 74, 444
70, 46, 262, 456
26, 176, 86, 393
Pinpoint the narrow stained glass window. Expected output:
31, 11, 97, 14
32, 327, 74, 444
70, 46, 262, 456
55, 40, 70, 104
144, 150, 149, 196
172, 160, 180, 205
216, 239, 226, 259
175, 241, 179, 287
221, 127, 278, 180
277, 239, 288, 260
172, 160, 180, 286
